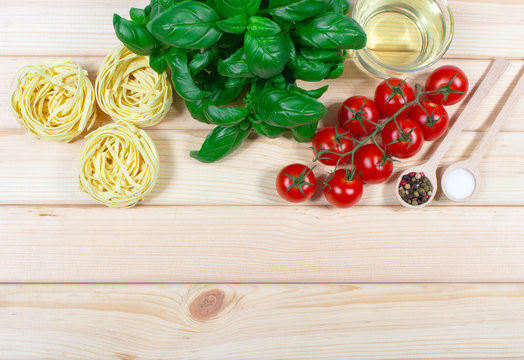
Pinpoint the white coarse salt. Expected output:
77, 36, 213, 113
444, 168, 476, 200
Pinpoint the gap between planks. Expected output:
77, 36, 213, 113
1, 1, 523, 58
1, 58, 524, 131
1, 130, 523, 206
1, 205, 524, 283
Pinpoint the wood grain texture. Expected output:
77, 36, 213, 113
1, 130, 522, 206
1, 1, 523, 58
2, 284, 524, 359
2, 205, 523, 283
2, 58, 524, 131
1, 0, 524, 358
0, 0, 145, 57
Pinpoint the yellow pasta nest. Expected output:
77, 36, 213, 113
78, 122, 160, 208
9, 60, 97, 142
96, 46, 173, 128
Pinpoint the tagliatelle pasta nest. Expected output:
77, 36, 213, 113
78, 122, 160, 208
96, 46, 173, 128
9, 60, 97, 142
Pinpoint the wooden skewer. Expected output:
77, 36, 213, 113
442, 69, 524, 201
394, 58, 510, 208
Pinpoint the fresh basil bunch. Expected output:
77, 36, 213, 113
114, 0, 366, 162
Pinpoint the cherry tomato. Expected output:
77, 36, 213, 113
312, 126, 354, 166
381, 116, 424, 159
425, 65, 469, 105
338, 96, 379, 137
409, 101, 450, 141
323, 169, 363, 208
374, 78, 415, 117
353, 144, 394, 184
276, 164, 317, 203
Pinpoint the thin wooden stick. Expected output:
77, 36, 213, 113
469, 70, 524, 166
425, 58, 510, 169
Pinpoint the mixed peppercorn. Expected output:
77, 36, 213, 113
399, 172, 433, 206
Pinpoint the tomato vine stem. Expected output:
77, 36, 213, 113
315, 83, 449, 186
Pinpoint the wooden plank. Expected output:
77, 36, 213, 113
2, 57, 524, 131
1, 1, 523, 58
0, 130, 522, 206
1, 205, 523, 283
0, 0, 143, 57
1, 284, 524, 359
448, 1, 524, 59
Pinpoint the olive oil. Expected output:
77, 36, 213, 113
365, 11, 424, 67
353, 0, 453, 78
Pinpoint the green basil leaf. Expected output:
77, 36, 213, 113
269, 73, 287, 84
190, 124, 251, 163
158, 0, 174, 9
167, 49, 209, 101
149, 53, 168, 74
197, 72, 245, 105
268, 0, 290, 7
185, 99, 208, 123
129, 8, 149, 24
225, 76, 251, 88
149, 0, 163, 18
272, 17, 293, 33
252, 88, 326, 128
294, 84, 329, 99
282, 31, 296, 57
189, 48, 218, 75
250, 79, 267, 93
330, 0, 350, 14
244, 33, 290, 79
250, 77, 294, 93
287, 51, 332, 81
294, 12, 366, 50
252, 121, 287, 138
216, 86, 245, 106
211, 0, 261, 18
216, 13, 247, 34
299, 48, 346, 63
291, 121, 319, 142
218, 47, 256, 78
246, 16, 281, 36
268, 0, 333, 22
147, 1, 222, 50
204, 104, 250, 126
113, 14, 160, 56
212, 85, 245, 105
326, 63, 345, 79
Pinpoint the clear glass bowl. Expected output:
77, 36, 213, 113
352, 0, 454, 78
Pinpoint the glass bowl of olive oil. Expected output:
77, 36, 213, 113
352, 0, 454, 78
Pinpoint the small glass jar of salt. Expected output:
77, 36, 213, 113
443, 168, 476, 200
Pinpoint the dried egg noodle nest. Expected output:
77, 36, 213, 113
79, 122, 159, 208
96, 46, 172, 128
9, 60, 96, 142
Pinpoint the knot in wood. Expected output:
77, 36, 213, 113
190, 289, 225, 321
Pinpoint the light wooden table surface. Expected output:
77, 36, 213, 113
1, 0, 524, 359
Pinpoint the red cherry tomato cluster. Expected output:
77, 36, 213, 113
276, 65, 469, 208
